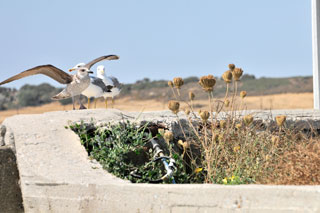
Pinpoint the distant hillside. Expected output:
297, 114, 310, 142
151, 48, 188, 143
0, 75, 313, 110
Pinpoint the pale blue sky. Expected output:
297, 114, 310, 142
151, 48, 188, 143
0, 0, 312, 88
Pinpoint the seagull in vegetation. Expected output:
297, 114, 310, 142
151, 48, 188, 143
0, 55, 117, 110
72, 55, 120, 109
96, 65, 121, 108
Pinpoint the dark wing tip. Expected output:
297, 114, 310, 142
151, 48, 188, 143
106, 55, 119, 60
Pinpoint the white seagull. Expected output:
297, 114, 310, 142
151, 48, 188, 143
96, 65, 121, 108
78, 61, 121, 109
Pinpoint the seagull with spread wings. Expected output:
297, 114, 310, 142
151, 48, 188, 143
0, 55, 119, 110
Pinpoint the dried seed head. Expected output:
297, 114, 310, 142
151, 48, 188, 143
235, 123, 242, 129
198, 109, 202, 115
189, 91, 195, 101
178, 139, 184, 146
240, 91, 247, 99
183, 141, 190, 149
168, 100, 180, 114
224, 99, 230, 107
184, 108, 190, 115
232, 68, 243, 81
228, 64, 236, 71
168, 81, 174, 87
222, 70, 233, 83
200, 110, 210, 122
199, 75, 216, 92
220, 120, 227, 128
265, 155, 271, 161
243, 115, 253, 126
212, 133, 218, 142
271, 135, 280, 143
164, 131, 173, 143
173, 77, 184, 89
276, 115, 286, 127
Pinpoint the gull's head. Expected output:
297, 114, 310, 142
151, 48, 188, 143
69, 62, 86, 72
97, 65, 105, 76
69, 66, 93, 77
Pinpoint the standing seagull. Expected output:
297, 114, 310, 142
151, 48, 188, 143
74, 55, 120, 109
96, 65, 121, 108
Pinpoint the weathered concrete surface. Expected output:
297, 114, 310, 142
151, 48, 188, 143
2, 109, 320, 212
0, 147, 23, 213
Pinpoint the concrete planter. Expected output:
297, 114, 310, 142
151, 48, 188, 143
2, 109, 320, 212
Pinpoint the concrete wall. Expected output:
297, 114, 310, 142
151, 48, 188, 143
0, 147, 23, 213
2, 109, 320, 212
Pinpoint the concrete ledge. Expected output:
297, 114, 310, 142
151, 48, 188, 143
2, 109, 320, 212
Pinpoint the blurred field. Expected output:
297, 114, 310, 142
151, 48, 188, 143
0, 92, 313, 123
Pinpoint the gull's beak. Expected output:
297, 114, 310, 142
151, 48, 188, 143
69, 68, 76, 72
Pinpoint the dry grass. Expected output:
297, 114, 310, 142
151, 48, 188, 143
0, 92, 313, 123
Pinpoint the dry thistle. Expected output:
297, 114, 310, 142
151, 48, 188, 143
232, 68, 243, 81
243, 115, 253, 126
276, 115, 286, 127
240, 91, 247, 98
164, 131, 174, 144
228, 64, 236, 71
168, 100, 180, 114
184, 108, 190, 116
200, 110, 210, 122
222, 70, 233, 83
235, 123, 242, 129
199, 75, 216, 92
173, 77, 184, 89
198, 109, 202, 115
168, 81, 174, 87
189, 91, 195, 101
219, 120, 227, 129
224, 99, 230, 107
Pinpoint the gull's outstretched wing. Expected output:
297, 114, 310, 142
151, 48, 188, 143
84, 55, 119, 69
0, 65, 73, 85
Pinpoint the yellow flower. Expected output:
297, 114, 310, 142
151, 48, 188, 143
195, 168, 203, 173
230, 175, 235, 181
222, 177, 228, 184
233, 145, 240, 152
